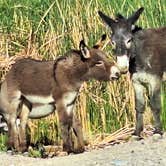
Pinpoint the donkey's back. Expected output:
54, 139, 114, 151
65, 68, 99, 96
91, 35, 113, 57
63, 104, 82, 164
133, 26, 166, 75
5, 58, 55, 96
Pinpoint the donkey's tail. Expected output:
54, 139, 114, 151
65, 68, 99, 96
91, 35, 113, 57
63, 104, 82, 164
0, 83, 8, 131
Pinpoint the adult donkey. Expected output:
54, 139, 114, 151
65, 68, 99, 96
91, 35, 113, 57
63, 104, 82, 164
98, 7, 166, 137
0, 35, 120, 153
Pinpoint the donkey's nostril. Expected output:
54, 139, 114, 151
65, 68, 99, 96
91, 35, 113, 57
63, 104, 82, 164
119, 67, 128, 74
115, 72, 120, 78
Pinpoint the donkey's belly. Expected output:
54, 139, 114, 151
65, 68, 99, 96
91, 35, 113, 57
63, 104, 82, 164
28, 104, 55, 119
25, 95, 54, 104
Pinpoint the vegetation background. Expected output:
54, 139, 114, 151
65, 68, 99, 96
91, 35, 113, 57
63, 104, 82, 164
0, 0, 165, 151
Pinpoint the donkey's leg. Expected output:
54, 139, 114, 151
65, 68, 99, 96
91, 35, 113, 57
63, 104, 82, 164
57, 102, 73, 153
150, 83, 162, 134
10, 101, 22, 151
72, 115, 85, 153
0, 83, 21, 151
3, 113, 14, 149
133, 81, 146, 136
19, 104, 30, 152
2, 101, 20, 151
6, 113, 19, 151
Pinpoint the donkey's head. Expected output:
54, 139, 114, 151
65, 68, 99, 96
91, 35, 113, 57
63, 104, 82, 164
98, 7, 144, 73
78, 35, 120, 81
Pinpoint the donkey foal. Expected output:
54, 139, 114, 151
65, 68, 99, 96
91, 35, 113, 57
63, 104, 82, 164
0, 36, 120, 153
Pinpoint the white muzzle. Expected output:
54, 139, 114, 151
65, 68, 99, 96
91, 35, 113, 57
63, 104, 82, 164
117, 55, 129, 73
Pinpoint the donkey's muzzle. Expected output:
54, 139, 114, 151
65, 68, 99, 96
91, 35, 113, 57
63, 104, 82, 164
116, 55, 129, 74
110, 66, 121, 80
112, 72, 120, 80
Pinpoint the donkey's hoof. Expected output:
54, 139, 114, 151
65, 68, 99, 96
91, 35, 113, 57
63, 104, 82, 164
19, 144, 27, 153
130, 135, 142, 141
20, 147, 27, 153
7, 141, 14, 149
153, 128, 163, 135
73, 147, 85, 154
132, 130, 143, 137
63, 145, 73, 154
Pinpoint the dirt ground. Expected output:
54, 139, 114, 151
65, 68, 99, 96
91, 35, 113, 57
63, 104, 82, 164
0, 133, 166, 166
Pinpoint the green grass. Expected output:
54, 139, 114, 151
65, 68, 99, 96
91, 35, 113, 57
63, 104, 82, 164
0, 0, 165, 146
0, 133, 7, 151
161, 83, 166, 130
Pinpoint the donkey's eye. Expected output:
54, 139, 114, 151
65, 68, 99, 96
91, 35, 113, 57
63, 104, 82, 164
127, 38, 132, 43
95, 61, 104, 67
125, 38, 132, 48
111, 40, 116, 46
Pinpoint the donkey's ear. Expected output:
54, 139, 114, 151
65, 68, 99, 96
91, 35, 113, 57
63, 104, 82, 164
79, 40, 91, 59
93, 34, 107, 49
98, 11, 116, 30
116, 13, 125, 21
127, 7, 144, 24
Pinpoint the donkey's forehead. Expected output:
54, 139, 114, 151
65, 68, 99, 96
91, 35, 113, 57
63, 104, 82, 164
111, 21, 132, 39
112, 28, 132, 40
90, 49, 108, 59
115, 27, 128, 34
115, 21, 132, 32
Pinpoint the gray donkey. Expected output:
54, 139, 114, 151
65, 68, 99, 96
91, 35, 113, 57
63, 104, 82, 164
98, 7, 166, 137
0, 35, 120, 153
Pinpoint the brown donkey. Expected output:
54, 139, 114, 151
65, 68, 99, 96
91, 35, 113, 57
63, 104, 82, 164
0, 35, 120, 153
98, 7, 166, 137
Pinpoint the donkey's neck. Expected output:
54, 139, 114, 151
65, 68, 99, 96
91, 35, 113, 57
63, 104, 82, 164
55, 56, 89, 91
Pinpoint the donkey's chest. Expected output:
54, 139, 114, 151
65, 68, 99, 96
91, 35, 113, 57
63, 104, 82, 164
132, 71, 159, 84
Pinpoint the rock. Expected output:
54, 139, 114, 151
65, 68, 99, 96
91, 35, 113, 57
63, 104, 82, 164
152, 134, 162, 142
111, 159, 128, 166
162, 132, 166, 138
93, 161, 100, 166
130, 135, 141, 141
43, 145, 62, 153
23, 152, 29, 157
6, 150, 13, 155
131, 150, 134, 153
